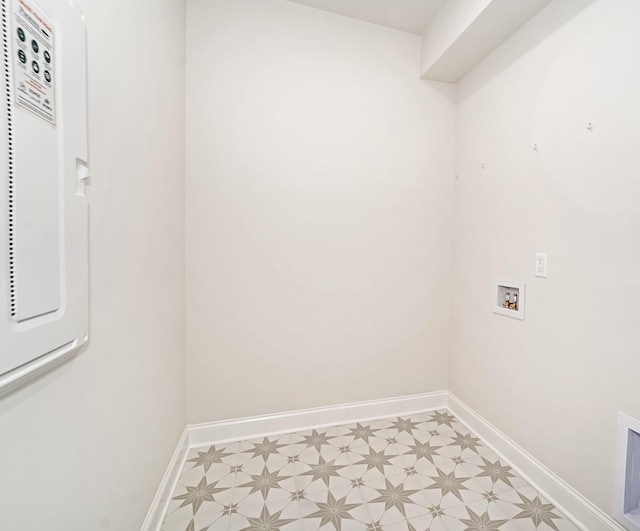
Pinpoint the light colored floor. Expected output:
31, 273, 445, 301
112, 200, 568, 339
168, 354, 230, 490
162, 410, 580, 530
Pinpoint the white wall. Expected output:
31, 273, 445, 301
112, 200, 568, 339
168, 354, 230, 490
452, 0, 640, 514
186, 0, 455, 424
0, 0, 186, 529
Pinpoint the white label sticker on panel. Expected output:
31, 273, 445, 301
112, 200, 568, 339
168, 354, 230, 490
13, 0, 55, 125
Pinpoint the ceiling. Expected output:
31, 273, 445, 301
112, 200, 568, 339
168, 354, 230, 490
286, 0, 447, 35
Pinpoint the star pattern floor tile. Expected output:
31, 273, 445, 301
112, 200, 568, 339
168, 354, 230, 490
161, 411, 580, 531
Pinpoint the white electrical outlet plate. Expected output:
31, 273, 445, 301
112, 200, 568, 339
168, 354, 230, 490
535, 253, 548, 277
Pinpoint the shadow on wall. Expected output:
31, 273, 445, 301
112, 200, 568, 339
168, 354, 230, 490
421, 79, 458, 103
457, 0, 597, 101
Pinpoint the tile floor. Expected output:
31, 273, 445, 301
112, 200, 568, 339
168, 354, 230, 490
162, 410, 580, 531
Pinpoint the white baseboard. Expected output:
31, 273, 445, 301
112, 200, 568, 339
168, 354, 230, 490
188, 391, 448, 448
141, 391, 624, 531
140, 427, 190, 531
446, 392, 625, 531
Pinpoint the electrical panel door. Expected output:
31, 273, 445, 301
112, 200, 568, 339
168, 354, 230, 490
0, 0, 89, 395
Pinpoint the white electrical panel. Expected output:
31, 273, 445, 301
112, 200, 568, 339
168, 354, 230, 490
0, 0, 89, 395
